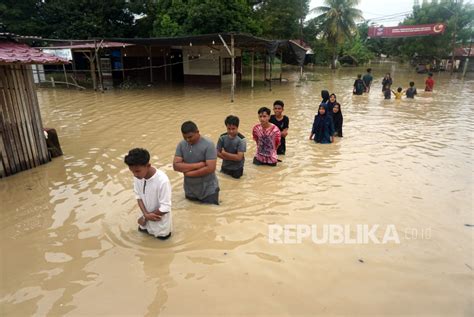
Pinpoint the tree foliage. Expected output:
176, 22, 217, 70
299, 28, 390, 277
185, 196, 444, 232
396, 0, 474, 60
0, 0, 310, 40
308, 0, 363, 68
0, 0, 135, 39
3, 0, 470, 69
254, 0, 310, 39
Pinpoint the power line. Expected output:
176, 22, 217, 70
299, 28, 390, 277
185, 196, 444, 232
366, 12, 412, 22
364, 10, 412, 18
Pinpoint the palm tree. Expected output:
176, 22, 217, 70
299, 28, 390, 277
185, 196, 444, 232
311, 0, 364, 68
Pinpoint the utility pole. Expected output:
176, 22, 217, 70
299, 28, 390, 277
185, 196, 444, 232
462, 35, 472, 78
450, 0, 458, 74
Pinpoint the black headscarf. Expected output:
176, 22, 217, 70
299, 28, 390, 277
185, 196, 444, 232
332, 102, 343, 137
312, 106, 329, 142
326, 93, 336, 115
321, 90, 330, 104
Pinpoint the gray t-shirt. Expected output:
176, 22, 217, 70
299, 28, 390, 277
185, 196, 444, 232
175, 136, 219, 200
216, 133, 246, 170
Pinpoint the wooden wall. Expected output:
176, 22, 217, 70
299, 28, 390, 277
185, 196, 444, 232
0, 64, 50, 178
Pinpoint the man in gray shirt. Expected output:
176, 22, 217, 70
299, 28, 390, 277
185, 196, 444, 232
173, 121, 220, 205
217, 115, 246, 179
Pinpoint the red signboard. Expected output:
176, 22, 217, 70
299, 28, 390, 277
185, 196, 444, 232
368, 23, 446, 38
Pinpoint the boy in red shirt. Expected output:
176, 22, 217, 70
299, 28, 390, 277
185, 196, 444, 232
252, 107, 281, 166
425, 72, 435, 92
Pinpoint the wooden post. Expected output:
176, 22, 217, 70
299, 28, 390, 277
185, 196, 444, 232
280, 51, 283, 82
231, 34, 235, 103
83, 51, 97, 90
51, 77, 55, 87
450, 7, 457, 75
121, 48, 125, 81
462, 37, 472, 78
218, 34, 235, 102
70, 42, 77, 78
264, 55, 267, 84
91, 53, 97, 90
148, 46, 153, 84
251, 50, 255, 88
95, 40, 104, 91
63, 64, 69, 87
164, 53, 167, 81
269, 55, 272, 91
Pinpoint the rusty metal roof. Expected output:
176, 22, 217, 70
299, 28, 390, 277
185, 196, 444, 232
0, 41, 69, 64
40, 41, 133, 50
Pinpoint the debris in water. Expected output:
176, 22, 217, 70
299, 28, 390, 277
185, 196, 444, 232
464, 224, 473, 227
358, 259, 364, 263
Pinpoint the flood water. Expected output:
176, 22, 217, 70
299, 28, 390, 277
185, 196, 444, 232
1, 64, 473, 316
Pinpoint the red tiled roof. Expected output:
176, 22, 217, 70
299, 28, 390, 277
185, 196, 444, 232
0, 42, 69, 64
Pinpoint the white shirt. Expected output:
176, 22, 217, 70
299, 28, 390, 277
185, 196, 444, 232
133, 169, 172, 237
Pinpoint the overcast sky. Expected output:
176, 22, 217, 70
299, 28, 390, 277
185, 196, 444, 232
308, 0, 417, 26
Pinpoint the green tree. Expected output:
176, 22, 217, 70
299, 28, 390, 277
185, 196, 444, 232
397, 0, 474, 63
342, 33, 374, 64
183, 0, 260, 35
308, 0, 363, 68
148, 0, 261, 36
40, 0, 135, 39
255, 0, 310, 39
128, 0, 161, 37
153, 13, 183, 36
0, 0, 43, 35
0, 0, 135, 39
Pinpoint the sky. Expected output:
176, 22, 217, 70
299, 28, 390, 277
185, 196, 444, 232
308, 0, 416, 26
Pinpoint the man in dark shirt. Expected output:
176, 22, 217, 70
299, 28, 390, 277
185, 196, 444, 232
406, 81, 417, 98
362, 68, 373, 92
216, 115, 246, 179
269, 100, 289, 155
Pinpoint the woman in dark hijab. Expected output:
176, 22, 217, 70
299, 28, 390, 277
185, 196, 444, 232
326, 93, 337, 116
382, 73, 392, 92
321, 90, 330, 104
332, 102, 343, 137
310, 105, 335, 144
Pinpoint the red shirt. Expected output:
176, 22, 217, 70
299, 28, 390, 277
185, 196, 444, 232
425, 77, 434, 91
252, 123, 281, 164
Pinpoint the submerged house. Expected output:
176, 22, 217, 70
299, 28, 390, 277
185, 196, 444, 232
35, 33, 307, 93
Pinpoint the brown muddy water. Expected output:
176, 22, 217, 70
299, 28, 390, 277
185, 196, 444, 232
1, 64, 473, 316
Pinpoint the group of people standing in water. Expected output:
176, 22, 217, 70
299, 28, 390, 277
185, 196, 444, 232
122, 67, 437, 239
311, 91, 344, 144
122, 101, 292, 238
123, 94, 347, 238
354, 68, 435, 100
